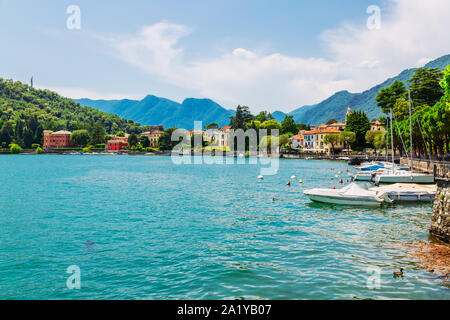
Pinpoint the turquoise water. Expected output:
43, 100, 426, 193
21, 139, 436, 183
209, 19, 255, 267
0, 155, 448, 300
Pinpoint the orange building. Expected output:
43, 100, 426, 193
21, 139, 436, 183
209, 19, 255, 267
43, 130, 73, 149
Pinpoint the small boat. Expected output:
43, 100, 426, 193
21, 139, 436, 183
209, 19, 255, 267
374, 171, 434, 184
303, 183, 391, 207
369, 183, 437, 202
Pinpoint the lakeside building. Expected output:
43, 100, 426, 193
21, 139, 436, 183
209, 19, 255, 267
303, 131, 316, 151
43, 130, 73, 149
109, 133, 129, 143
290, 130, 306, 149
107, 140, 129, 152
314, 128, 344, 154
370, 120, 385, 132
140, 130, 164, 148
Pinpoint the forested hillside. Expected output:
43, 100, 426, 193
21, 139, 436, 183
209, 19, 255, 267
0, 78, 148, 148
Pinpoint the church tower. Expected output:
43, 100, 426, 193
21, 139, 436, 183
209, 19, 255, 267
345, 106, 352, 122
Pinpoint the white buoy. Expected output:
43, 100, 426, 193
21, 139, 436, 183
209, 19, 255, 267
291, 175, 296, 179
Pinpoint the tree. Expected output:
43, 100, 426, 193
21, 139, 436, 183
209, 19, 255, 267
205, 123, 219, 130
0, 120, 14, 148
326, 118, 337, 125
157, 128, 182, 151
375, 80, 407, 114
280, 115, 297, 135
324, 133, 340, 154
70, 130, 89, 147
23, 127, 34, 148
408, 67, 444, 108
140, 135, 150, 148
279, 134, 290, 147
373, 132, 387, 154
128, 133, 138, 147
116, 131, 125, 137
90, 122, 106, 145
255, 111, 274, 122
261, 120, 281, 130
230, 105, 254, 130
339, 131, 356, 154
365, 130, 379, 147
345, 111, 371, 150
259, 135, 279, 154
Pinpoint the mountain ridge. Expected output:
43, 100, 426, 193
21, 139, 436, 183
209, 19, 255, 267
76, 54, 450, 128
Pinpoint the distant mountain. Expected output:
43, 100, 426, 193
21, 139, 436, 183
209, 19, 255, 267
78, 54, 450, 128
76, 95, 234, 129
288, 54, 450, 125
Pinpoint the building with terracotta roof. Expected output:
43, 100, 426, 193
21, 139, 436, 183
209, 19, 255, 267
140, 130, 164, 148
314, 128, 344, 154
370, 121, 385, 132
107, 140, 129, 152
43, 130, 73, 149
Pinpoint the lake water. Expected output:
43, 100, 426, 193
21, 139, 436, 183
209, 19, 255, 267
0, 155, 448, 300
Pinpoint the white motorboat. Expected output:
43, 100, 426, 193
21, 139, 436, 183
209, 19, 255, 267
303, 183, 391, 207
369, 183, 437, 202
374, 171, 434, 184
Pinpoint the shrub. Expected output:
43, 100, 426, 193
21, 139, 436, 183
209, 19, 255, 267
10, 144, 22, 154
36, 147, 43, 154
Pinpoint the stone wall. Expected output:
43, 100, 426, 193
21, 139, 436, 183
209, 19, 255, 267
431, 181, 450, 244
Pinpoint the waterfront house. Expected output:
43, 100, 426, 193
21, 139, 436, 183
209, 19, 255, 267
43, 130, 73, 149
107, 140, 129, 152
303, 131, 316, 152
140, 130, 164, 148
290, 130, 306, 149
314, 128, 344, 154
370, 121, 385, 132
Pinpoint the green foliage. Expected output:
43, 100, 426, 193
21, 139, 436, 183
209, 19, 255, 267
157, 128, 181, 151
408, 67, 444, 108
326, 118, 337, 125
375, 80, 407, 114
140, 135, 150, 148
373, 132, 386, 152
255, 111, 274, 123
339, 131, 356, 154
280, 115, 297, 135
375, 65, 449, 156
205, 123, 219, 130
365, 130, 379, 146
230, 105, 254, 130
259, 135, 279, 153
345, 111, 371, 150
324, 133, 340, 154
70, 130, 90, 147
36, 146, 42, 154
128, 133, 138, 147
0, 78, 148, 149
9, 143, 22, 154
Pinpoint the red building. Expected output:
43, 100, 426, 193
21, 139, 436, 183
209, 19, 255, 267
43, 130, 73, 149
107, 140, 129, 152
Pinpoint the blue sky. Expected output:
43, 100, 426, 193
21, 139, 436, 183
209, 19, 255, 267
1, 0, 448, 112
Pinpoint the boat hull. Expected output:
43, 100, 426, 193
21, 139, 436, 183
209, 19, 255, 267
304, 194, 383, 207
375, 174, 434, 184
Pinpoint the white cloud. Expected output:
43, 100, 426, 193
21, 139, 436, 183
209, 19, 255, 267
102, 0, 450, 112
38, 85, 143, 101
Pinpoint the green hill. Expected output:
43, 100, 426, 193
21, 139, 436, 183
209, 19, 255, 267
289, 54, 450, 125
0, 78, 148, 148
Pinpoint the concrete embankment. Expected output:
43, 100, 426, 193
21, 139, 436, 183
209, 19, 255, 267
401, 158, 450, 244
